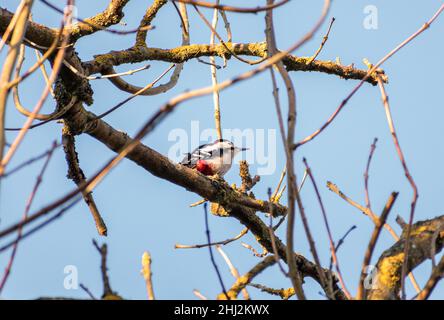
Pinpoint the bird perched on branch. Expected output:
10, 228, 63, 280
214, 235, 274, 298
180, 139, 247, 176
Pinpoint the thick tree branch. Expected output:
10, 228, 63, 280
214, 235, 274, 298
367, 215, 444, 300
85, 42, 387, 85
62, 126, 107, 236
0, 7, 55, 48
135, 0, 167, 47
70, 0, 130, 42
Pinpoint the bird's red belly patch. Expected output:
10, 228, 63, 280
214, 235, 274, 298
196, 160, 214, 176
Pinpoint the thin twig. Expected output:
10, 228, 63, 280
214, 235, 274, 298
266, 188, 287, 276
219, 9, 232, 43
203, 203, 229, 299
80, 284, 97, 300
1, 141, 61, 178
364, 138, 378, 210
356, 192, 398, 300
0, 198, 81, 253
376, 75, 419, 300
87, 64, 151, 80
241, 242, 268, 258
210, 1, 222, 140
415, 255, 444, 300
248, 283, 295, 300
222, 255, 276, 300
175, 227, 248, 249
193, 289, 208, 300
0, 140, 57, 293
92, 240, 117, 298
271, 167, 286, 202
141, 251, 155, 300
96, 64, 175, 119
306, 17, 335, 64
216, 245, 249, 299
174, 0, 290, 14
34, 45, 54, 97
197, 58, 221, 68
329, 225, 357, 271
302, 158, 351, 299
189, 199, 207, 207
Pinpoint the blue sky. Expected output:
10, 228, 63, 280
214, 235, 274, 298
1, 0, 443, 300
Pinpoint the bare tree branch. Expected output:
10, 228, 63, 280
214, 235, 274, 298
367, 215, 444, 300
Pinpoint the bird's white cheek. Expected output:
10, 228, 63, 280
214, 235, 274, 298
222, 152, 233, 165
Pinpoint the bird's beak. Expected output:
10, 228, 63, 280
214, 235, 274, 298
235, 147, 248, 152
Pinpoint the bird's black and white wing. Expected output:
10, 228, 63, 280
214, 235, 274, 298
180, 143, 213, 168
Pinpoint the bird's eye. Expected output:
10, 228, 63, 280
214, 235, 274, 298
230, 146, 235, 150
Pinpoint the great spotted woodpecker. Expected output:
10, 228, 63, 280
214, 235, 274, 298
180, 139, 247, 176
